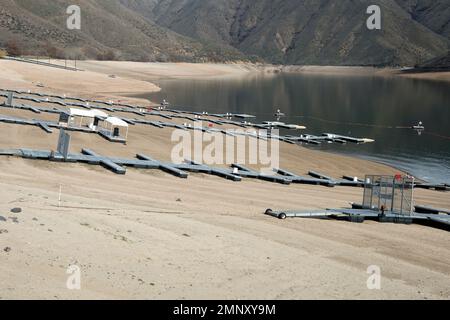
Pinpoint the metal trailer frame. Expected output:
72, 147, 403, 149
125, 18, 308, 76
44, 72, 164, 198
264, 208, 450, 230
263, 175, 449, 230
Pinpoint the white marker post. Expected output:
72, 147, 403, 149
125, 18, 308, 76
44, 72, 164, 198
58, 184, 62, 207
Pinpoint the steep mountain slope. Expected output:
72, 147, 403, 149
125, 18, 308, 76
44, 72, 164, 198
1, 0, 449, 66
395, 0, 450, 39
144, 0, 449, 66
118, 0, 159, 18
0, 0, 245, 62
415, 51, 450, 70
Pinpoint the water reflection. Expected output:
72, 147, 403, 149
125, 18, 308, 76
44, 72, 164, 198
145, 73, 450, 184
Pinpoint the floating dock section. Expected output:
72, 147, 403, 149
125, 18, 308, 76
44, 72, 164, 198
2, 88, 448, 192
0, 147, 367, 188
1, 89, 375, 147
414, 205, 450, 215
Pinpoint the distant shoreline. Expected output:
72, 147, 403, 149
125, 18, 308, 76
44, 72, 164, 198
2, 58, 449, 95
2, 57, 448, 112
267, 64, 450, 82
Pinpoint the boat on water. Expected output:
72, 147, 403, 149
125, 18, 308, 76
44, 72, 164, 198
412, 121, 425, 130
274, 109, 285, 118
159, 99, 170, 110
261, 121, 306, 130
262, 121, 286, 126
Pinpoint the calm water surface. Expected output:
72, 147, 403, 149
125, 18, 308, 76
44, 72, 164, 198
145, 73, 450, 184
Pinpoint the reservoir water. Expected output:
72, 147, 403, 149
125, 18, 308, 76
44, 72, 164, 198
147, 73, 450, 184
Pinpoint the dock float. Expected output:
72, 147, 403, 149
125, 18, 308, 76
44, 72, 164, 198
322, 133, 375, 144
414, 183, 450, 191
0, 149, 21, 156
274, 168, 336, 187
98, 129, 127, 144
210, 167, 241, 181
36, 121, 53, 133
159, 164, 189, 178
20, 149, 52, 159
308, 171, 334, 181
1, 89, 378, 149
230, 164, 291, 184
233, 114, 256, 119
0, 144, 445, 193
81, 149, 126, 174
415, 205, 450, 215
343, 175, 364, 183
0, 114, 55, 134
137, 154, 188, 178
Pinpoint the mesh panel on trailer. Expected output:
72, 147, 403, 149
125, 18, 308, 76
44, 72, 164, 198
363, 175, 414, 215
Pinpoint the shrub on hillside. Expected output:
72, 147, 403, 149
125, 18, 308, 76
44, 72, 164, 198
97, 49, 117, 61
45, 42, 65, 59
0, 49, 7, 59
6, 39, 22, 57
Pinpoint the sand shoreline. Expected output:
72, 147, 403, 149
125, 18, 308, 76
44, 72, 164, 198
1, 59, 449, 300
0, 59, 445, 184
2, 58, 449, 102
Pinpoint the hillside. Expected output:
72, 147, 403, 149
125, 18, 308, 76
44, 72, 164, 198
395, 0, 450, 39
412, 51, 450, 71
143, 0, 449, 66
0, 0, 449, 66
0, 0, 246, 62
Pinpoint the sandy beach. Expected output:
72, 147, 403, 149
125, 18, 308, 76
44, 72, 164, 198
0, 59, 449, 300
2, 58, 447, 101
398, 71, 450, 82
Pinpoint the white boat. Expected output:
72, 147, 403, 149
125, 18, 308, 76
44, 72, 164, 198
412, 121, 425, 130
274, 109, 285, 117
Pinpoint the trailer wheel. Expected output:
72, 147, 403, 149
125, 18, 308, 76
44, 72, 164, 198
278, 213, 287, 220
265, 209, 273, 215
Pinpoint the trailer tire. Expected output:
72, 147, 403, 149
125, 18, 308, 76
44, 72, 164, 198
278, 213, 287, 220
265, 209, 273, 215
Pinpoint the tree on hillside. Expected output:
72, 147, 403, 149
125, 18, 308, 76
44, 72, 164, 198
97, 49, 117, 61
45, 42, 65, 59
6, 38, 22, 57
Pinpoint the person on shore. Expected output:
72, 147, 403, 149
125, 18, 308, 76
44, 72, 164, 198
380, 205, 386, 217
